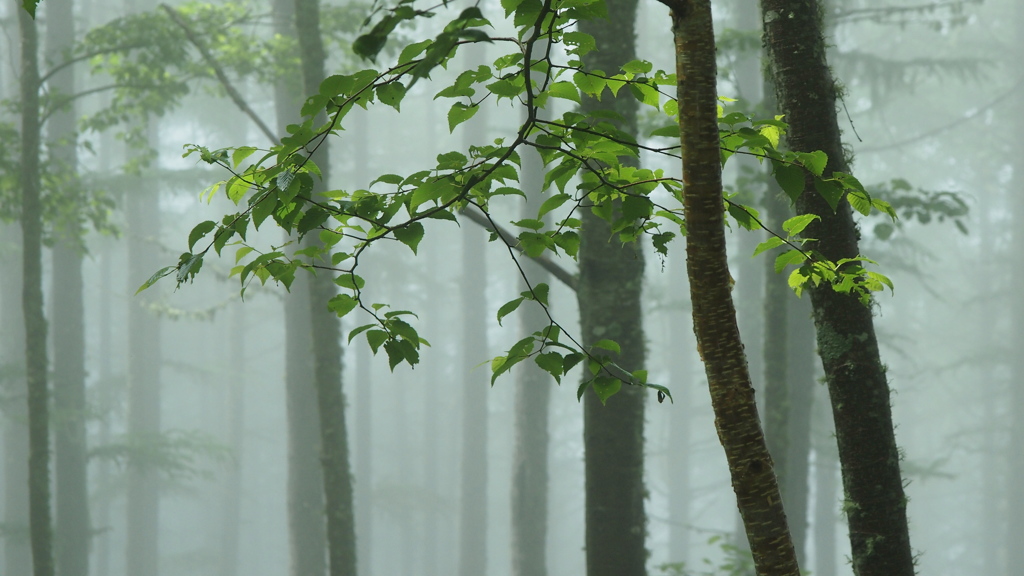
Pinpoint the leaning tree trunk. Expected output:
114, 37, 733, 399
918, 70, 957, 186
17, 8, 55, 576
294, 0, 358, 573
46, 0, 92, 572
577, 2, 648, 575
667, 0, 801, 573
761, 2, 915, 575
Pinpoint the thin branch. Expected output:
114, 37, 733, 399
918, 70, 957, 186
160, 3, 277, 143
459, 206, 578, 291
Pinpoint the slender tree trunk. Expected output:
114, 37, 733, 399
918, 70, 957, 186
761, 2, 914, 574
354, 342, 373, 576
219, 304, 246, 576
576, 3, 648, 575
812, 396, 837, 576
45, 0, 91, 572
18, 8, 55, 576
458, 222, 489, 576
783, 297, 814, 563
295, 0, 358, 573
273, 1, 328, 574
1006, 6, 1024, 574
126, 174, 163, 576
669, 1, 800, 573
761, 191, 790, 487
2, 222, 31, 576
666, 253, 691, 564
92, 240, 116, 576
510, 112, 551, 576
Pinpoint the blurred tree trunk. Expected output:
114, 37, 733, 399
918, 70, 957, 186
510, 106, 551, 576
577, 3, 647, 574
761, 2, 915, 574
666, 253, 690, 564
18, 8, 55, 576
45, 0, 91, 572
219, 304, 246, 576
2, 223, 31, 575
294, 0, 358, 573
1007, 3, 1024, 573
92, 240, 116, 576
812, 395, 837, 576
458, 209, 489, 576
125, 164, 162, 576
782, 297, 814, 562
669, 1, 799, 573
274, 0, 328, 573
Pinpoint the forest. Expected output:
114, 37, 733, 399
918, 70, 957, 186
0, 0, 1015, 574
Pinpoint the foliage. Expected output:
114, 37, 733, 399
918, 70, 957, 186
89, 429, 232, 481
656, 535, 756, 576
147, 0, 899, 401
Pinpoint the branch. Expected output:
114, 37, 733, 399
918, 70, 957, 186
460, 206, 578, 292
160, 4, 277, 143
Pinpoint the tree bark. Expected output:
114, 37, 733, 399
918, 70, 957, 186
782, 297, 814, 563
761, 2, 915, 574
18, 8, 55, 576
669, 0, 800, 573
577, 2, 647, 575
294, 0, 358, 573
510, 115, 551, 576
45, 0, 92, 572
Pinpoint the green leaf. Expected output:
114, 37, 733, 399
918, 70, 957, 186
772, 160, 805, 203
366, 329, 389, 353
496, 297, 524, 326
528, 283, 549, 306
537, 193, 571, 218
591, 376, 621, 404
650, 123, 680, 138
782, 214, 819, 236
774, 249, 809, 274
376, 82, 407, 111
448, 102, 479, 132
753, 236, 786, 257
573, 71, 606, 97
547, 81, 581, 104
188, 220, 217, 251
251, 190, 278, 230
798, 150, 828, 176
535, 352, 564, 383
348, 323, 376, 343
398, 39, 433, 65
393, 222, 425, 254
231, 146, 257, 168
592, 339, 621, 354
327, 293, 359, 318
136, 266, 176, 295
814, 177, 845, 212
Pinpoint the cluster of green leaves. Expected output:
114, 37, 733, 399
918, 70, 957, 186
149, 0, 898, 401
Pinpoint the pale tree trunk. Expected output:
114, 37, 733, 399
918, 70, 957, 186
577, 2, 648, 573
761, 1, 915, 574
294, 0, 358, 573
18, 6, 55, 576
45, 0, 91, 572
812, 395, 838, 576
668, 0, 800, 572
666, 253, 691, 564
219, 304, 246, 576
782, 297, 815, 563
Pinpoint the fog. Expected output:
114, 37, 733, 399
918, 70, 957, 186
0, 0, 1016, 575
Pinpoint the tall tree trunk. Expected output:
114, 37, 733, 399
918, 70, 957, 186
125, 173, 163, 576
2, 222, 31, 576
812, 395, 837, 576
18, 8, 55, 576
669, 0, 800, 573
458, 221, 489, 576
510, 112, 551, 576
294, 0, 358, 573
354, 342, 373, 576
666, 253, 691, 564
782, 297, 814, 563
46, 0, 91, 572
761, 2, 915, 575
577, 4, 647, 575
1007, 1, 1024, 571
761, 191, 790, 487
219, 303, 246, 576
92, 239, 116, 576
275, 0, 328, 573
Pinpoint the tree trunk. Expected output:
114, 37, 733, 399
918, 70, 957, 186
812, 396, 837, 576
666, 253, 691, 564
45, 0, 91, 572
294, 0, 358, 573
577, 2, 648, 574
761, 2, 915, 574
669, 1, 800, 573
783, 297, 814, 563
125, 173, 163, 576
510, 113, 551, 576
18, 8, 55, 576
458, 222, 489, 576
2, 223, 31, 576
219, 304, 246, 576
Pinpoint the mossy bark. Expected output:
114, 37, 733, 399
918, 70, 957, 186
670, 0, 800, 573
761, 2, 914, 575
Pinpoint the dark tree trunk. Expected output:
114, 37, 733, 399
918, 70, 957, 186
45, 0, 91, 572
273, 1, 328, 574
294, 0, 358, 573
669, 0, 800, 573
577, 3, 647, 575
18, 9, 55, 576
761, 2, 915, 574
458, 222, 489, 576
510, 119, 551, 576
